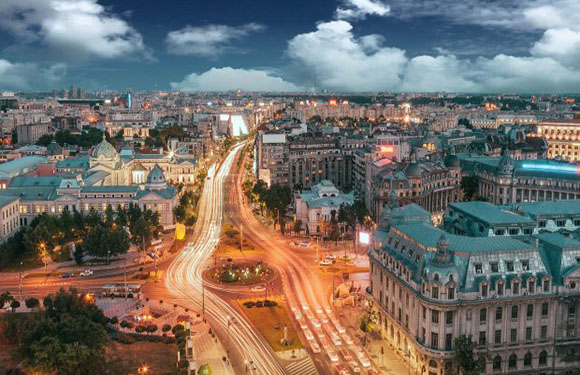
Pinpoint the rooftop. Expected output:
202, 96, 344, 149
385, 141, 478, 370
449, 201, 535, 225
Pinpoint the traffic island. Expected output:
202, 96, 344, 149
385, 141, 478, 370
237, 297, 302, 352
204, 259, 277, 286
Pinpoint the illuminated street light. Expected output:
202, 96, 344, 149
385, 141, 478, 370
137, 364, 149, 374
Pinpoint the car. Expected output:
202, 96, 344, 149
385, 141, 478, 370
325, 307, 332, 315
315, 329, 325, 340
327, 351, 339, 362
320, 313, 329, 323
310, 318, 321, 328
348, 361, 361, 374
319, 259, 333, 266
305, 311, 315, 320
79, 269, 93, 277
304, 329, 315, 341
315, 306, 323, 314
302, 304, 309, 311
357, 354, 371, 368
310, 341, 321, 353
251, 285, 265, 293
334, 323, 346, 333
331, 333, 342, 346
334, 364, 351, 375
300, 242, 310, 247
318, 336, 329, 347
326, 253, 337, 260
293, 310, 302, 320
341, 333, 354, 345
60, 272, 74, 278
298, 319, 308, 329
339, 349, 352, 361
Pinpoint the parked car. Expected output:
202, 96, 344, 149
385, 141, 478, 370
319, 259, 333, 266
79, 269, 93, 277
60, 272, 74, 278
299, 242, 310, 247
310, 341, 321, 353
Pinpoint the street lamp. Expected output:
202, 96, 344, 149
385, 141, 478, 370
107, 250, 111, 266
39, 243, 47, 272
406, 344, 412, 375
137, 364, 149, 374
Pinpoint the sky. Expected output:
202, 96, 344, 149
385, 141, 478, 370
0, 0, 580, 93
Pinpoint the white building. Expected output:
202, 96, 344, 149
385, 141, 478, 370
295, 180, 354, 235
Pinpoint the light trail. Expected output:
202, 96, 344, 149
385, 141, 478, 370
165, 144, 287, 375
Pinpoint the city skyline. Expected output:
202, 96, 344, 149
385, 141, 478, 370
0, 0, 579, 92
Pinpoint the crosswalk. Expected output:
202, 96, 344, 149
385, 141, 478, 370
285, 357, 318, 375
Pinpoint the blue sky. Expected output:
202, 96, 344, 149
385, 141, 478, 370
0, 0, 579, 92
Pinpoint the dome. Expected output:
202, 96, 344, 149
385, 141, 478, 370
146, 164, 167, 190
47, 139, 62, 156
444, 154, 460, 168
405, 162, 423, 177
498, 150, 514, 175
91, 134, 118, 160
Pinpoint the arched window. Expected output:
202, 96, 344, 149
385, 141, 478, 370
493, 356, 502, 370
524, 353, 532, 366
448, 274, 454, 282
429, 360, 438, 368
434, 273, 440, 282
509, 354, 517, 368
539, 351, 548, 366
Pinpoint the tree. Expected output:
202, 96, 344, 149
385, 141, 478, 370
198, 364, 213, 375
82, 224, 130, 258
0, 291, 15, 308
10, 300, 20, 311
453, 335, 489, 375
162, 324, 172, 333
357, 300, 378, 347
263, 184, 291, 233
458, 118, 473, 129
461, 175, 479, 201
293, 220, 303, 236
25, 298, 39, 310
146, 324, 158, 335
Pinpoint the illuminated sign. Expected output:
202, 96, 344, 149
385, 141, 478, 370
359, 232, 370, 245
329, 99, 337, 106
521, 163, 580, 174
380, 146, 394, 153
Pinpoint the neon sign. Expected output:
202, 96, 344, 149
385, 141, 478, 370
521, 163, 580, 174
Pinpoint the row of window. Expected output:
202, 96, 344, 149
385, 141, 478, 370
493, 352, 548, 371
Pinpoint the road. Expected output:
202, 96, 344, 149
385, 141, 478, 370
164, 143, 287, 375
223, 150, 375, 375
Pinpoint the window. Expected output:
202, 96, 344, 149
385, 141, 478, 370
509, 354, 517, 368
528, 280, 535, 293
539, 351, 548, 366
495, 330, 502, 344
496, 307, 503, 321
480, 308, 487, 323
513, 282, 520, 295
466, 310, 472, 320
474, 263, 483, 274
421, 328, 426, 343
542, 303, 549, 317
445, 334, 452, 350
506, 261, 514, 272
527, 304, 534, 319
448, 287, 455, 300
493, 356, 502, 371
482, 284, 488, 297
541, 325, 547, 340
557, 219, 566, 227
510, 329, 517, 343
432, 286, 439, 299
512, 306, 519, 320
509, 228, 519, 235
479, 331, 486, 345
522, 260, 530, 271
432, 310, 439, 324
497, 282, 504, 296
543, 279, 550, 292
431, 332, 439, 348
422, 306, 426, 320
539, 220, 546, 228
524, 228, 532, 235
495, 229, 505, 235
524, 353, 532, 366
569, 304, 576, 316
490, 262, 499, 273
446, 311, 453, 325
526, 327, 532, 341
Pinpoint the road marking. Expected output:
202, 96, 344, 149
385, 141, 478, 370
285, 357, 318, 375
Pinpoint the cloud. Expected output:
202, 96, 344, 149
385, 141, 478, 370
0, 59, 66, 90
284, 18, 580, 93
286, 21, 406, 91
336, 0, 390, 20
170, 67, 300, 92
166, 23, 265, 57
531, 28, 580, 69
0, 0, 151, 60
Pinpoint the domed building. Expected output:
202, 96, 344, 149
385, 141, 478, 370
88, 134, 131, 186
